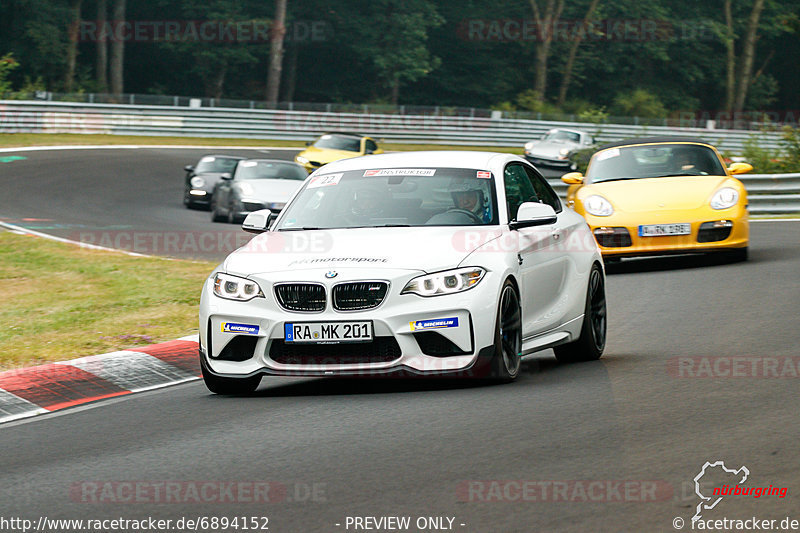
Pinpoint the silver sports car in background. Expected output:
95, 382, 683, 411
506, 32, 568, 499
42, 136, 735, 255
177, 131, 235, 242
210, 159, 308, 224
524, 128, 594, 170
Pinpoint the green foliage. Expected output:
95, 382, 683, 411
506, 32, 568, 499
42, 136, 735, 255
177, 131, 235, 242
610, 89, 667, 119
0, 53, 19, 96
577, 106, 609, 124
742, 134, 785, 173
742, 126, 800, 173
779, 126, 800, 173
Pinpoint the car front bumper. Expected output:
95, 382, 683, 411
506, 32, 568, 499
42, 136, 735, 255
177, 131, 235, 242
199, 267, 501, 378
581, 205, 749, 257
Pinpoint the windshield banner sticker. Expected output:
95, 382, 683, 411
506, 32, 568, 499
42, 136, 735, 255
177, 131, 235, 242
363, 169, 437, 177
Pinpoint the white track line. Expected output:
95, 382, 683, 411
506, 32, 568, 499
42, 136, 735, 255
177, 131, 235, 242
0, 145, 302, 153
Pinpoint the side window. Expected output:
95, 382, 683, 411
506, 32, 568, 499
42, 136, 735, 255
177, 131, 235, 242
523, 165, 562, 213
503, 163, 539, 221
365, 139, 378, 153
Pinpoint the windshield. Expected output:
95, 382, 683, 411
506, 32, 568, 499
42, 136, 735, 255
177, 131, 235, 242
275, 168, 499, 230
313, 134, 362, 152
543, 130, 580, 143
234, 161, 307, 181
194, 156, 240, 173
586, 144, 727, 183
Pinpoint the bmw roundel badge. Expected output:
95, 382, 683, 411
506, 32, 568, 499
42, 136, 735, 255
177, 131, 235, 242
325, 271, 338, 279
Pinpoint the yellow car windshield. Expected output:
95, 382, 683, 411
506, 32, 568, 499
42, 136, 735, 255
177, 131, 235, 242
586, 144, 726, 183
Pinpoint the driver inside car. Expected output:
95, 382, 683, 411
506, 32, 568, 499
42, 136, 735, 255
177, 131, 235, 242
426, 180, 492, 225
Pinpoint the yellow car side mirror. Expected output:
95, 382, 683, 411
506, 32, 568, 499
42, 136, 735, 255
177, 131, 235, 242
728, 162, 753, 175
561, 172, 584, 185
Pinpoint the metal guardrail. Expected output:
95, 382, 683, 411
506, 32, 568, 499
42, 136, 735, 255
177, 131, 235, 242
0, 100, 786, 153
0, 100, 796, 214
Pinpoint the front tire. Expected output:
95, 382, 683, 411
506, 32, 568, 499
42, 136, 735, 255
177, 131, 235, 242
210, 198, 225, 222
201, 357, 261, 395
553, 263, 606, 363
490, 280, 522, 381
723, 246, 748, 263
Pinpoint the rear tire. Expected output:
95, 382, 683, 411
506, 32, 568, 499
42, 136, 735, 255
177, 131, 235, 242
554, 263, 606, 363
201, 357, 261, 395
490, 280, 522, 381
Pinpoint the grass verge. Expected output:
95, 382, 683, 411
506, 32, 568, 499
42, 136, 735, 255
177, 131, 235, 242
0, 133, 522, 154
0, 230, 214, 370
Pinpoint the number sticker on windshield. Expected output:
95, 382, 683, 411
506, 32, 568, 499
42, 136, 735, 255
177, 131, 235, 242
595, 148, 620, 161
307, 173, 343, 189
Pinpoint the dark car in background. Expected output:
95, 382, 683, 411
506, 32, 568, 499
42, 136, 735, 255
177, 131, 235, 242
210, 159, 308, 223
183, 155, 244, 209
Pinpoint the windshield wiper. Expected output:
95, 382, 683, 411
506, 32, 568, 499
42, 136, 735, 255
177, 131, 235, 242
277, 226, 322, 231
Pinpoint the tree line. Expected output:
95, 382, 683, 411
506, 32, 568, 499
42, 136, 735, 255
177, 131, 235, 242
1, 0, 798, 119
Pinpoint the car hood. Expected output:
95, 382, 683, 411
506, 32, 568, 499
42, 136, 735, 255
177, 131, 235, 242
527, 140, 576, 158
298, 146, 361, 165
236, 179, 304, 201
223, 226, 504, 276
194, 172, 227, 190
584, 175, 733, 212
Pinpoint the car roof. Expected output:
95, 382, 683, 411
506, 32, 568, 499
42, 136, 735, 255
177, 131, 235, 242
320, 132, 366, 139
200, 154, 245, 159
238, 158, 302, 164
596, 136, 712, 151
548, 128, 586, 134
314, 151, 519, 173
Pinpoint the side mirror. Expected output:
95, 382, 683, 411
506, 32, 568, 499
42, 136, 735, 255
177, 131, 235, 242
242, 209, 274, 234
220, 173, 233, 181
561, 172, 584, 185
728, 162, 753, 175
509, 202, 557, 230
184, 165, 194, 172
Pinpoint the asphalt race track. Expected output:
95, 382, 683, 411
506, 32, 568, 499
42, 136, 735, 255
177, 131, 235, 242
1, 147, 799, 532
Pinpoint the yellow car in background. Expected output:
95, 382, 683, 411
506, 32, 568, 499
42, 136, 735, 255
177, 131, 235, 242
562, 137, 752, 261
295, 132, 383, 172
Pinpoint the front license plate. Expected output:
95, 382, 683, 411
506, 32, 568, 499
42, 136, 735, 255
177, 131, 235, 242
284, 321, 373, 344
638, 223, 691, 237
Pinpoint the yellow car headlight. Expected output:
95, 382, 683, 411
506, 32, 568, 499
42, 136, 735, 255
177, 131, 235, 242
710, 187, 739, 210
584, 195, 614, 217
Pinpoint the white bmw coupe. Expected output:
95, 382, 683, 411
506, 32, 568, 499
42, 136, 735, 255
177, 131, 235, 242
198, 152, 607, 394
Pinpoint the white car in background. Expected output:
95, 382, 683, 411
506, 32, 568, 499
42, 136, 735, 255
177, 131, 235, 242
524, 128, 594, 170
198, 152, 607, 394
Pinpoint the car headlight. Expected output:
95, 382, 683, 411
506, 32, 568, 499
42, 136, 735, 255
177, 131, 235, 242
401, 267, 485, 297
524, 142, 534, 151
237, 182, 254, 196
710, 187, 739, 210
190, 176, 205, 188
213, 273, 264, 301
296, 155, 309, 164
584, 195, 614, 216
559, 147, 570, 156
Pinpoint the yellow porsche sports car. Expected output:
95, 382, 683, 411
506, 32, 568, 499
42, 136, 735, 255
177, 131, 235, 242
294, 132, 383, 172
562, 137, 752, 261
